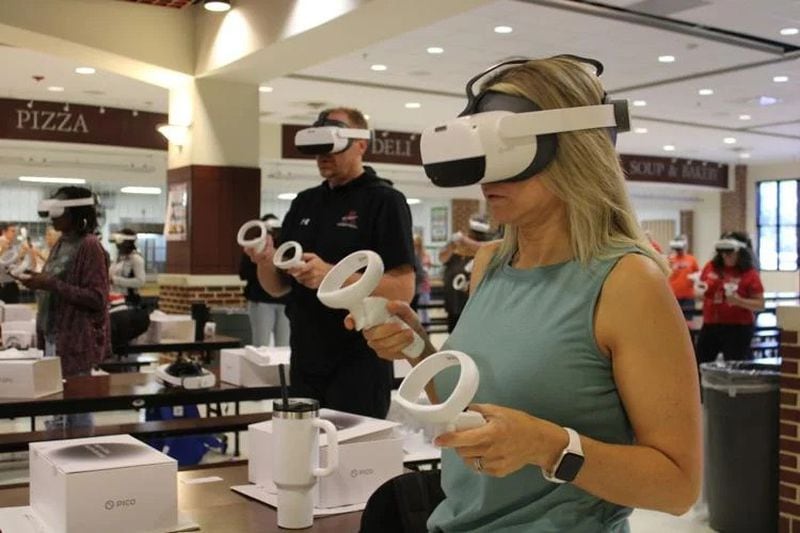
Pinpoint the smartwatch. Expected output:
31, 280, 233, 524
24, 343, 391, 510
542, 427, 584, 484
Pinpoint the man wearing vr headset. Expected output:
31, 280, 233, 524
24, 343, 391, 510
695, 232, 764, 363
667, 235, 699, 317
356, 56, 700, 531
247, 107, 415, 419
109, 228, 146, 305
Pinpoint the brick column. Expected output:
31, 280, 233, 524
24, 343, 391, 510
779, 307, 800, 532
680, 210, 694, 252
720, 165, 747, 234
452, 199, 480, 234
158, 274, 245, 314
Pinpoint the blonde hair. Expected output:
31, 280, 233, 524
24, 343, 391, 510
485, 56, 668, 274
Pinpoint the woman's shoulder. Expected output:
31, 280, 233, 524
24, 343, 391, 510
602, 253, 670, 303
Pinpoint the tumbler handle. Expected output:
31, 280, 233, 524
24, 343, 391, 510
312, 418, 338, 477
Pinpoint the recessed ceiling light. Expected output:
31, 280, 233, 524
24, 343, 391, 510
494, 26, 513, 34
739, 114, 751, 120
773, 75, 789, 83
426, 47, 444, 54
739, 153, 751, 159
723, 137, 737, 144
632, 100, 647, 107
406, 198, 421, 205
663, 145, 676, 152
258, 86, 273, 93
634, 127, 648, 134
780, 27, 799, 36
203, 0, 231, 12
759, 96, 779, 106
75, 67, 95, 75
405, 102, 421, 109
658, 55, 676, 63
370, 64, 387, 71
47, 86, 64, 92
698, 88, 714, 96
121, 186, 162, 195
19, 176, 85, 184
277, 193, 297, 201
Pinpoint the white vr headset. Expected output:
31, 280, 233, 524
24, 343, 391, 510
714, 238, 746, 252
154, 363, 216, 390
294, 112, 371, 155
420, 55, 630, 187
110, 233, 137, 245
669, 239, 688, 250
469, 219, 491, 234
37, 197, 95, 219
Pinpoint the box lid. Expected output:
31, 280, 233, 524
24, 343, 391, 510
249, 408, 400, 446
31, 434, 176, 474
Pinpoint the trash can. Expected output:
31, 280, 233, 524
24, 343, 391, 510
210, 307, 252, 345
700, 358, 779, 533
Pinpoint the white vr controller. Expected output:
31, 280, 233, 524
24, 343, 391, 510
317, 250, 425, 359
273, 241, 306, 270
154, 364, 216, 390
9, 252, 34, 280
687, 272, 707, 296
452, 259, 475, 292
237, 220, 272, 254
394, 350, 486, 435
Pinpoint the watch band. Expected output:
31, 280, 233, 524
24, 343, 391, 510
542, 427, 583, 484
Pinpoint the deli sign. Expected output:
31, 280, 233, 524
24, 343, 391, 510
0, 98, 167, 150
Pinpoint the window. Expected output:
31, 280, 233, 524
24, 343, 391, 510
757, 179, 799, 271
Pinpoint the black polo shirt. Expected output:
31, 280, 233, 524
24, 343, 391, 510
280, 167, 415, 375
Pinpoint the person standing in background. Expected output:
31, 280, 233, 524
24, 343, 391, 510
412, 234, 433, 326
696, 232, 765, 363
0, 222, 21, 303
109, 228, 146, 305
27, 226, 61, 272
239, 214, 290, 346
667, 235, 699, 318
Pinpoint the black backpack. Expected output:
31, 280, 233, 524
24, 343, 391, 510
360, 470, 445, 533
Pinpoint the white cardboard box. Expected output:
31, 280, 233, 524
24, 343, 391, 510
0, 303, 35, 322
30, 435, 178, 533
0, 356, 62, 398
137, 313, 194, 344
1, 319, 36, 349
248, 409, 403, 508
220, 347, 291, 387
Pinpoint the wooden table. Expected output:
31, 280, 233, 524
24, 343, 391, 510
0, 462, 363, 532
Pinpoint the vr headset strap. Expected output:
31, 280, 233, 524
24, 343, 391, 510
500, 104, 619, 138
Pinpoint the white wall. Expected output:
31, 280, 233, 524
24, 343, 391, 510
746, 161, 800, 293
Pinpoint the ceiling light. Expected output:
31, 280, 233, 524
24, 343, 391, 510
780, 28, 799, 36
739, 153, 751, 159
75, 67, 95, 75
203, 0, 231, 12
773, 75, 789, 83
370, 64, 387, 71
494, 26, 513, 34
658, 55, 676, 63
723, 137, 737, 144
632, 100, 647, 107
698, 88, 714, 96
738, 114, 751, 120
121, 186, 162, 195
426, 47, 444, 54
258, 86, 273, 93
634, 127, 648, 134
404, 102, 421, 109
26, 100, 33, 109
19, 176, 85, 184
47, 86, 64, 92
663, 145, 676, 152
277, 193, 297, 201
406, 198, 421, 205
156, 123, 190, 146
759, 96, 778, 106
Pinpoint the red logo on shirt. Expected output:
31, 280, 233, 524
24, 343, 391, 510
337, 210, 359, 230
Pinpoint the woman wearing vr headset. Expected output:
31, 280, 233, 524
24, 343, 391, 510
695, 232, 764, 363
109, 228, 146, 305
355, 56, 700, 531
18, 186, 110, 427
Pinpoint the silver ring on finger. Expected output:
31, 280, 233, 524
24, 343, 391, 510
474, 457, 484, 472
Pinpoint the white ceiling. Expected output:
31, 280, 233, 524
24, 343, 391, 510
0, 0, 798, 166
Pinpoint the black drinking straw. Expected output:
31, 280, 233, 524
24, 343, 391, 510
278, 363, 289, 409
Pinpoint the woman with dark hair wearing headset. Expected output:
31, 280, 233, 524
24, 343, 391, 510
18, 186, 110, 427
109, 228, 146, 305
695, 231, 765, 363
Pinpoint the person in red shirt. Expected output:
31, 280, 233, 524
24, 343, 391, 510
696, 232, 765, 363
667, 236, 699, 318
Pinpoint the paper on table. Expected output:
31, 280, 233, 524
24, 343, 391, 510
231, 484, 366, 516
0, 506, 200, 533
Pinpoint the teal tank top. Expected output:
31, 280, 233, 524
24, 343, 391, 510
427, 251, 637, 533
